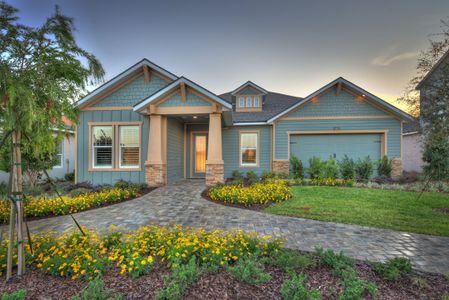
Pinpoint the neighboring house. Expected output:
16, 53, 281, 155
76, 59, 413, 186
0, 116, 76, 183
402, 48, 449, 173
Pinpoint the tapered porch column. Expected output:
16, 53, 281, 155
205, 113, 224, 186
145, 114, 167, 186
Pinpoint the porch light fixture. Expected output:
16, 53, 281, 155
193, 116, 198, 119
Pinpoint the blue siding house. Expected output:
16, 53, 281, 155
76, 59, 413, 186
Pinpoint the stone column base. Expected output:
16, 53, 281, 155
205, 163, 224, 186
391, 158, 403, 178
145, 162, 167, 187
273, 160, 290, 174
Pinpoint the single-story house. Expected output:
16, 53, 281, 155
75, 59, 413, 186
0, 116, 76, 183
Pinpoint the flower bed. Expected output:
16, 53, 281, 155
208, 181, 292, 206
0, 187, 140, 223
0, 225, 281, 280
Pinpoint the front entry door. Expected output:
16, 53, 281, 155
192, 133, 208, 177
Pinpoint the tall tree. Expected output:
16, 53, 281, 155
399, 18, 449, 179
0, 2, 104, 279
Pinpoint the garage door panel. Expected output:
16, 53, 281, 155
290, 134, 381, 169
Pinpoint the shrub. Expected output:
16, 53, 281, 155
156, 257, 201, 300
276, 172, 289, 179
229, 256, 271, 285
70, 187, 91, 198
372, 257, 412, 281
261, 171, 276, 182
290, 155, 304, 179
71, 277, 123, 300
208, 181, 292, 206
339, 268, 378, 300
307, 157, 323, 179
322, 157, 339, 179
314, 247, 354, 278
355, 156, 374, 181
231, 170, 244, 181
1, 289, 27, 300
64, 172, 75, 182
378, 155, 392, 178
310, 178, 354, 187
246, 171, 259, 185
0, 187, 139, 223
280, 273, 321, 300
423, 138, 449, 180
265, 249, 315, 273
339, 155, 356, 180
114, 180, 130, 189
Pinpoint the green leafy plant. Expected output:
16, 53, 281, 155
339, 269, 378, 300
1, 289, 26, 300
71, 277, 123, 300
280, 273, 321, 300
372, 257, 412, 281
290, 155, 304, 179
276, 172, 289, 179
355, 156, 374, 181
378, 155, 392, 178
423, 138, 449, 180
64, 172, 75, 182
265, 249, 315, 273
314, 247, 354, 278
229, 256, 272, 285
322, 157, 339, 179
261, 171, 276, 182
339, 155, 356, 180
307, 157, 323, 179
156, 257, 201, 300
69, 187, 91, 198
246, 171, 259, 185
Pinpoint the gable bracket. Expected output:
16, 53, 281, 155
180, 82, 187, 102
143, 65, 151, 82
336, 82, 342, 96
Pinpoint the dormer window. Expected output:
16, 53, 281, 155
254, 96, 260, 107
239, 97, 245, 107
246, 97, 252, 107
231, 81, 267, 112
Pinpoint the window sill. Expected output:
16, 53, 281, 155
88, 168, 142, 172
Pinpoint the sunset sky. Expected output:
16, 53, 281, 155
10, 0, 449, 111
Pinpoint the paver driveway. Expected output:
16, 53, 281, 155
15, 180, 449, 274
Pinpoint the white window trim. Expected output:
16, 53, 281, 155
92, 125, 114, 169
239, 97, 245, 108
118, 125, 140, 169
239, 131, 259, 167
254, 96, 260, 107
53, 141, 64, 169
246, 97, 252, 108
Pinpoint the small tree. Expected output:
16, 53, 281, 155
290, 155, 304, 179
339, 155, 356, 180
0, 2, 104, 279
322, 156, 339, 179
378, 155, 392, 178
355, 156, 374, 181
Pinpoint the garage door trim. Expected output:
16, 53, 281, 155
286, 130, 388, 160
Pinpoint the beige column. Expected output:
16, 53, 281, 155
145, 114, 167, 186
205, 113, 224, 185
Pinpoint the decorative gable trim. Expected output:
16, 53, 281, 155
231, 81, 268, 96
267, 77, 414, 124
133, 77, 232, 113
77, 59, 178, 108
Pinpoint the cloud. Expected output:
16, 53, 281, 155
371, 51, 419, 66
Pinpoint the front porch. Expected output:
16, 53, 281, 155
133, 77, 232, 187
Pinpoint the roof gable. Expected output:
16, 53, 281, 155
416, 49, 449, 90
231, 81, 268, 96
268, 77, 413, 123
77, 59, 178, 108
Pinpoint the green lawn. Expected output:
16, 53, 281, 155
264, 186, 449, 236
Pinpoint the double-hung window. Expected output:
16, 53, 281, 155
246, 97, 252, 108
253, 96, 260, 107
92, 126, 113, 168
119, 126, 140, 168
240, 132, 258, 167
239, 97, 245, 108
54, 141, 63, 168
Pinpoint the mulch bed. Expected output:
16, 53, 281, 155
1, 258, 448, 299
2, 187, 157, 225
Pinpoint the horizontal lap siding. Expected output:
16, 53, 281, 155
222, 126, 271, 178
76, 110, 149, 185
159, 91, 211, 107
167, 118, 184, 183
274, 118, 401, 160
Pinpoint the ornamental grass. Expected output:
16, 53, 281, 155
0, 188, 139, 223
0, 225, 282, 280
208, 180, 293, 206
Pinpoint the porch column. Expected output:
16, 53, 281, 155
205, 113, 224, 186
145, 114, 167, 187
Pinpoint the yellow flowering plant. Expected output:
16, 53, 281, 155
0, 187, 139, 223
208, 181, 292, 206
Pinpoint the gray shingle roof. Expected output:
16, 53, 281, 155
219, 92, 302, 123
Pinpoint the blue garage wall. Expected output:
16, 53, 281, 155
76, 110, 149, 185
222, 125, 271, 178
274, 118, 401, 160
167, 117, 184, 183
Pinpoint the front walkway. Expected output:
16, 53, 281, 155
14, 180, 449, 274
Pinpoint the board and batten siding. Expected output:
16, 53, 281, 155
222, 125, 271, 178
166, 117, 184, 183
76, 110, 149, 184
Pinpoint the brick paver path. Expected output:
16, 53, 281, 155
12, 180, 449, 274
